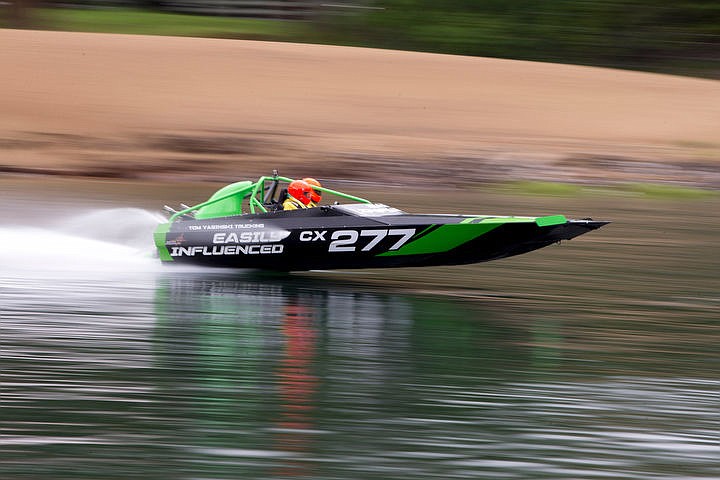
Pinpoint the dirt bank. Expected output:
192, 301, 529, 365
1, 29, 719, 187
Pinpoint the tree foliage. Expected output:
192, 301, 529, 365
317, 0, 720, 75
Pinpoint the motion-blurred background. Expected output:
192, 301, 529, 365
2, 4, 720, 479
4, 0, 719, 78
2, 1, 720, 189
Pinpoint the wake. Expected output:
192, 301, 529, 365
0, 208, 166, 274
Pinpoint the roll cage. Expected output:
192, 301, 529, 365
166, 174, 371, 222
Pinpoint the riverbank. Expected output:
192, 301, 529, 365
1, 29, 719, 188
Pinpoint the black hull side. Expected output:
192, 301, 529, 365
160, 219, 607, 271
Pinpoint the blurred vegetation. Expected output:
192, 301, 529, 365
318, 0, 720, 78
497, 181, 719, 199
2, 1, 719, 78
31, 7, 307, 39
624, 182, 719, 199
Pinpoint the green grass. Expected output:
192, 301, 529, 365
496, 181, 717, 200
33, 8, 309, 40
625, 183, 718, 199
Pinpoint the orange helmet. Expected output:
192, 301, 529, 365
302, 177, 322, 204
288, 180, 312, 205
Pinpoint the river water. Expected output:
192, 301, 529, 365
1, 178, 718, 479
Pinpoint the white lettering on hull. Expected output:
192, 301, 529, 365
170, 244, 284, 257
212, 230, 288, 244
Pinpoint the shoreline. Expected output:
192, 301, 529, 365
1, 129, 717, 189
1, 30, 718, 189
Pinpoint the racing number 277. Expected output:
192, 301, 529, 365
329, 229, 415, 252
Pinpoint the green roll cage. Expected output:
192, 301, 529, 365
168, 174, 371, 222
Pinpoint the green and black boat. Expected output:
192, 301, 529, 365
154, 174, 608, 271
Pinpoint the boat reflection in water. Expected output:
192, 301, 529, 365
151, 271, 524, 478
149, 272, 720, 479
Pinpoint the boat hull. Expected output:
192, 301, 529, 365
154, 205, 607, 271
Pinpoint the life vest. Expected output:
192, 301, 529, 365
282, 196, 307, 210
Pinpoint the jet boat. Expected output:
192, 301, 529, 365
154, 174, 608, 271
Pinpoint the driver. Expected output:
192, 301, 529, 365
302, 177, 322, 207
283, 180, 313, 210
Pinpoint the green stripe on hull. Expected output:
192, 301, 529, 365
153, 223, 173, 262
378, 223, 502, 257
535, 215, 567, 227
461, 216, 536, 224
461, 215, 567, 226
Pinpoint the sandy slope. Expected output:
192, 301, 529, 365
1, 29, 718, 185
